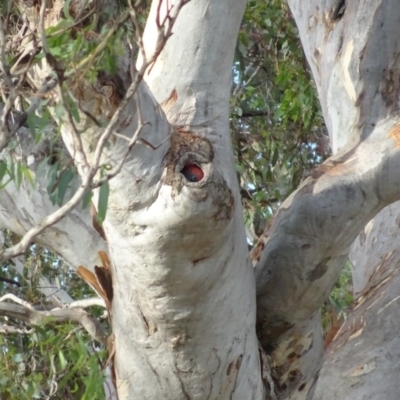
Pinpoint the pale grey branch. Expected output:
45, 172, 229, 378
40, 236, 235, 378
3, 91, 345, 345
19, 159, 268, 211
0, 299, 107, 344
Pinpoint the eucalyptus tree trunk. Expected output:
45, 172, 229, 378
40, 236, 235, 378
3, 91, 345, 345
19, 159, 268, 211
2, 0, 264, 399
3, 0, 400, 399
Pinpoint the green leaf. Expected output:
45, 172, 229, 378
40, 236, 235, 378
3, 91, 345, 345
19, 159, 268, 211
15, 162, 23, 189
0, 161, 7, 182
55, 168, 75, 206
272, 148, 279, 166
63, 0, 73, 21
55, 104, 65, 120
96, 181, 110, 225
0, 179, 7, 189
61, 89, 81, 121
27, 112, 39, 138
59, 350, 67, 371
46, 161, 60, 203
21, 165, 34, 187
82, 190, 93, 209
58, 354, 85, 390
8, 158, 15, 181
71, 32, 83, 56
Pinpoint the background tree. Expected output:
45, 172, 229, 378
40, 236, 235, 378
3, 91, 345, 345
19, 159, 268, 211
0, 0, 398, 399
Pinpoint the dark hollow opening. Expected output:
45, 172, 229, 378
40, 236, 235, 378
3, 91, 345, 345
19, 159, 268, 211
181, 164, 204, 182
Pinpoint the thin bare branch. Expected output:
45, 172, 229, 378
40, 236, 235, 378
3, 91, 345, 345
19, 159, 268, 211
46, 8, 96, 38
0, 275, 21, 286
0, 293, 36, 310
93, 93, 150, 188
232, 65, 261, 97
0, 324, 34, 334
47, 354, 58, 399
0, 299, 107, 344
38, 0, 50, 54
0, 15, 16, 147
0, 16, 13, 88
65, 297, 106, 309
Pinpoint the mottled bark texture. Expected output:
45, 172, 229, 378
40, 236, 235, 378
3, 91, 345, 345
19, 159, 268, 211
4, 0, 400, 399
3, 0, 263, 398
253, 1, 400, 399
315, 201, 400, 400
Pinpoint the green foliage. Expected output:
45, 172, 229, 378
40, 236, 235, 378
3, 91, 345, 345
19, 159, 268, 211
97, 181, 110, 225
231, 0, 353, 333
0, 234, 108, 399
329, 261, 354, 311
0, 325, 106, 400
1, 2, 131, 399
321, 261, 354, 335
82, 190, 94, 210
231, 0, 328, 239
0, 159, 34, 190
45, 20, 126, 79
45, 162, 78, 207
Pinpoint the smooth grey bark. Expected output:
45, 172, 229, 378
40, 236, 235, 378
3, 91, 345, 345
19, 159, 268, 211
314, 201, 400, 400
4, 0, 400, 399
97, 1, 264, 397
2, 0, 264, 399
252, 1, 400, 399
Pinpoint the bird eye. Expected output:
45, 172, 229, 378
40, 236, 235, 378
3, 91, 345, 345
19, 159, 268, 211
181, 164, 204, 182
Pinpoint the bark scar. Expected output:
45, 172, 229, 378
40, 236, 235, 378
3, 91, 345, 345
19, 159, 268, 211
389, 125, 400, 147
163, 128, 214, 196
329, 0, 346, 22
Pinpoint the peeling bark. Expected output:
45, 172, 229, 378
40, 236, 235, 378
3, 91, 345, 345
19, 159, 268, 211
315, 202, 400, 400
4, 0, 400, 399
253, 1, 400, 398
2, 0, 263, 398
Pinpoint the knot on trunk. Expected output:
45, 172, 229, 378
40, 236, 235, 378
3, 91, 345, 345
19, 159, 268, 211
162, 128, 234, 221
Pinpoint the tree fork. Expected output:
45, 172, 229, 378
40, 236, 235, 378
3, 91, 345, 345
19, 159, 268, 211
252, 1, 400, 398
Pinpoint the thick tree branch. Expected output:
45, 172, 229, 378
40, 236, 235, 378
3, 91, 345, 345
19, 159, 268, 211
314, 202, 400, 399
0, 0, 181, 264
254, 117, 400, 396
0, 297, 107, 345
254, 1, 400, 398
